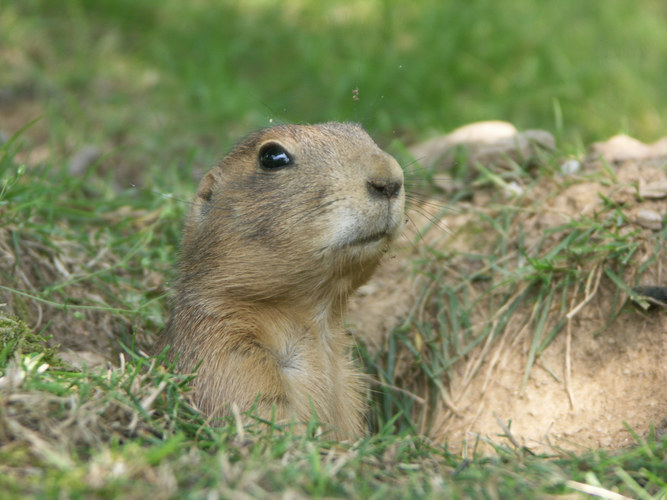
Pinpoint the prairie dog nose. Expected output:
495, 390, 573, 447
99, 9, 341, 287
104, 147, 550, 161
365, 152, 404, 200
367, 178, 403, 199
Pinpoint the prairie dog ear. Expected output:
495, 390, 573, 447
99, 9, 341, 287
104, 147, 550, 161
187, 169, 221, 230
196, 171, 217, 203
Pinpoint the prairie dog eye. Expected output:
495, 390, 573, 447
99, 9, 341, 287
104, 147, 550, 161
259, 143, 292, 170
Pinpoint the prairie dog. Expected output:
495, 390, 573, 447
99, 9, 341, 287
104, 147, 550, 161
154, 122, 405, 439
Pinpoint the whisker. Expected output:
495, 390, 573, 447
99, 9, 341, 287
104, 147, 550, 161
405, 175, 458, 185
397, 215, 424, 250
130, 185, 199, 209
282, 197, 346, 231
400, 157, 424, 172
406, 195, 458, 214
407, 207, 452, 236
403, 158, 466, 176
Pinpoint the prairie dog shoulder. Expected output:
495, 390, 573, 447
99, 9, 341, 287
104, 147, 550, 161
154, 122, 405, 439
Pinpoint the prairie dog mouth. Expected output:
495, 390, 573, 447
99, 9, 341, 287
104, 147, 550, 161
347, 230, 388, 247
331, 206, 404, 250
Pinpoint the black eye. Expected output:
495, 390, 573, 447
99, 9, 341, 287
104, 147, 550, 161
259, 143, 292, 170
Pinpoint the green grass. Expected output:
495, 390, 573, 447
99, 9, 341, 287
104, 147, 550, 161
1, 1, 667, 498
1, 322, 665, 499
2, 99, 666, 500
3, 0, 667, 168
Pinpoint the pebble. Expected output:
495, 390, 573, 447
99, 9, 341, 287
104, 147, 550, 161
635, 209, 663, 230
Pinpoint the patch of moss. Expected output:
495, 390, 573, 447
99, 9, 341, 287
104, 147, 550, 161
0, 314, 67, 369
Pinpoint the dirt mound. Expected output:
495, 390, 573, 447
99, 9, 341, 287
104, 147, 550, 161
349, 129, 667, 452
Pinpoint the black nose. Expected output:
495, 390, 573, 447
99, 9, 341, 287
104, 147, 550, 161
367, 178, 403, 199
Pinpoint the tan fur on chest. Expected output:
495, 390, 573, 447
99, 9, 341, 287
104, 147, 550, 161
153, 122, 404, 439
164, 302, 366, 438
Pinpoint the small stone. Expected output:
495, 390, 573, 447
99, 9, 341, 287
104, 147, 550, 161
635, 209, 663, 230
560, 159, 581, 175
639, 179, 667, 199
408, 121, 556, 172
587, 134, 667, 164
58, 350, 108, 369
446, 120, 517, 144
523, 129, 556, 150
504, 181, 524, 197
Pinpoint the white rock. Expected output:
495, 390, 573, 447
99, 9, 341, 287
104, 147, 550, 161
587, 134, 667, 164
635, 209, 663, 230
560, 159, 581, 175
408, 121, 555, 171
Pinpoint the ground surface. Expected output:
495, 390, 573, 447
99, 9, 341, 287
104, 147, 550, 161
2, 104, 665, 456
2, 116, 666, 497
2, 2, 666, 496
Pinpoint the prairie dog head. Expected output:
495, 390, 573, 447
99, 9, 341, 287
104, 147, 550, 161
180, 122, 405, 305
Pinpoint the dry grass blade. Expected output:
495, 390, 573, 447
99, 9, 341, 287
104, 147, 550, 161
566, 264, 603, 320
565, 480, 635, 500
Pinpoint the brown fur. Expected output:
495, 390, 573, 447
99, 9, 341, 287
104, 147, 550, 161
153, 122, 405, 439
